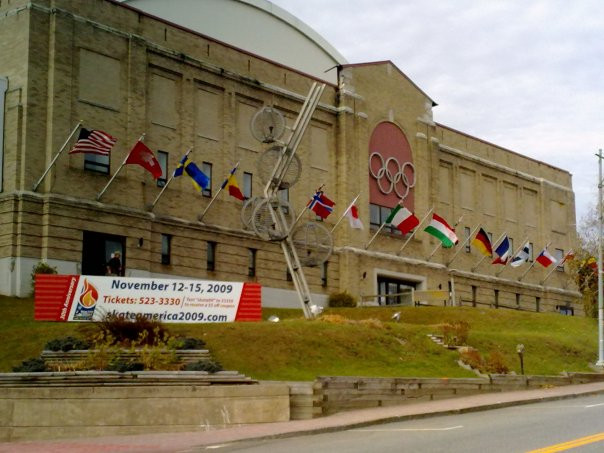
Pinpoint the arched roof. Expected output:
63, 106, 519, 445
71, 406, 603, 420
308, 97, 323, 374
121, 0, 347, 83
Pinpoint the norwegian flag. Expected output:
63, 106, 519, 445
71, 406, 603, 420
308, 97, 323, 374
307, 191, 335, 219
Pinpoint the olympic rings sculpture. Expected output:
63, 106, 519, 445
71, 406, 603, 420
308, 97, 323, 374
369, 151, 416, 199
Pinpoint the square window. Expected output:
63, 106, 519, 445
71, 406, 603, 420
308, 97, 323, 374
243, 172, 252, 200
84, 153, 110, 174
248, 248, 256, 277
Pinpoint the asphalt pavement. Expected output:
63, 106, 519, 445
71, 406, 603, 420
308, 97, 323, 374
3, 381, 604, 453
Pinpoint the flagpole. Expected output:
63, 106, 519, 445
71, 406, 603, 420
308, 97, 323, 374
427, 214, 463, 262
198, 161, 240, 223
397, 207, 433, 255
472, 231, 506, 272
448, 224, 480, 266
520, 241, 551, 281
148, 148, 192, 211
330, 193, 361, 233
496, 236, 529, 277
97, 133, 145, 201
32, 121, 82, 192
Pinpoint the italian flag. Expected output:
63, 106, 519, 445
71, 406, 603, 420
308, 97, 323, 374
424, 214, 458, 248
386, 205, 419, 234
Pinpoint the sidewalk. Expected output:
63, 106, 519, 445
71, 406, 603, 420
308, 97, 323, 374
3, 381, 604, 453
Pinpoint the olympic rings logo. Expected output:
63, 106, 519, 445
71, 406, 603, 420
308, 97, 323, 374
369, 152, 416, 199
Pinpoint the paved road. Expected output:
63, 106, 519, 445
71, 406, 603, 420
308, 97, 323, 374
199, 394, 604, 452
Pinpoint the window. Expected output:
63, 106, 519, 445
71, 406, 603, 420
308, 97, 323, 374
85, 154, 110, 174
161, 234, 171, 265
528, 242, 534, 262
516, 293, 521, 308
494, 289, 499, 308
377, 276, 415, 306
202, 162, 212, 197
157, 151, 168, 187
321, 262, 328, 287
286, 268, 292, 281
248, 248, 256, 277
508, 238, 514, 255
464, 227, 471, 253
555, 248, 565, 271
206, 241, 216, 271
369, 203, 402, 235
487, 232, 493, 244
278, 188, 289, 214
243, 172, 252, 199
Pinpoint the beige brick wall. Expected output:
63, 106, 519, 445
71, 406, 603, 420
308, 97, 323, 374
0, 1, 580, 313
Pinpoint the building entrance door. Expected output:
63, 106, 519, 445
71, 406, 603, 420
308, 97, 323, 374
82, 231, 125, 276
377, 276, 417, 306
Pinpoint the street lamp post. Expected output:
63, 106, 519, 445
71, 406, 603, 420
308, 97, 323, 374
516, 344, 525, 375
596, 150, 604, 367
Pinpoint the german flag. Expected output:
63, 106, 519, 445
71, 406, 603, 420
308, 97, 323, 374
472, 227, 493, 257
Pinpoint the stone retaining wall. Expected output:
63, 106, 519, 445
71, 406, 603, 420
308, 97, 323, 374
314, 373, 604, 415
0, 372, 289, 442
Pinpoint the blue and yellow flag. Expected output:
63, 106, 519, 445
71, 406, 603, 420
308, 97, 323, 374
174, 155, 209, 191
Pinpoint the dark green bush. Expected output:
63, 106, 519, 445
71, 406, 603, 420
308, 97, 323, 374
328, 291, 357, 308
45, 336, 91, 352
183, 360, 223, 373
30, 261, 58, 293
13, 358, 48, 372
106, 358, 145, 373
174, 337, 206, 350
82, 312, 171, 346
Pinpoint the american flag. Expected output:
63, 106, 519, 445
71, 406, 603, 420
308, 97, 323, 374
68, 128, 116, 156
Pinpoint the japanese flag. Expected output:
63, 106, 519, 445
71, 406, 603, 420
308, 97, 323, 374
345, 205, 363, 229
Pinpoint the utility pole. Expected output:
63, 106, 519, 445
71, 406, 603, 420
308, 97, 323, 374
596, 149, 604, 367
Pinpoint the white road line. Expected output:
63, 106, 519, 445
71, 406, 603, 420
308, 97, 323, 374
352, 425, 464, 432
585, 402, 604, 408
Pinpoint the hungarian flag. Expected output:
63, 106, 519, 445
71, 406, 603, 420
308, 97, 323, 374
472, 227, 493, 257
307, 191, 335, 219
424, 213, 458, 248
125, 141, 162, 179
221, 166, 244, 201
345, 204, 363, 229
536, 248, 557, 268
386, 204, 419, 234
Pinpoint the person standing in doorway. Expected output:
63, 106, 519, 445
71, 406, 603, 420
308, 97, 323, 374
106, 251, 122, 276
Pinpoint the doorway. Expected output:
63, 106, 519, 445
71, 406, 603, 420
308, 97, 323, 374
377, 276, 417, 306
82, 231, 126, 276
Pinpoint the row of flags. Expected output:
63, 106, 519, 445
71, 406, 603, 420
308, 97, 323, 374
471, 227, 574, 269
39, 125, 577, 279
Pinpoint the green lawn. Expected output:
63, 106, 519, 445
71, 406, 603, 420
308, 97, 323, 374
0, 296, 598, 380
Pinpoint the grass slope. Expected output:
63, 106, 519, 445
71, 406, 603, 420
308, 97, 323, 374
0, 296, 598, 379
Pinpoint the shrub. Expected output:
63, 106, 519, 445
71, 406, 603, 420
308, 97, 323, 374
30, 261, 58, 293
174, 337, 206, 350
44, 336, 91, 352
183, 360, 223, 373
107, 357, 145, 373
459, 348, 483, 370
440, 321, 470, 346
82, 312, 171, 347
485, 349, 509, 374
328, 291, 357, 308
13, 358, 48, 372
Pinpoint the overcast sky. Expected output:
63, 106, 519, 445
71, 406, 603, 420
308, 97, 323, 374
271, 0, 603, 224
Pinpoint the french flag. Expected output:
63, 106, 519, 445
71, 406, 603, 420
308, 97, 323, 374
536, 249, 557, 268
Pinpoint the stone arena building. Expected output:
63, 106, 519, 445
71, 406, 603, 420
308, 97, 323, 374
0, 0, 580, 313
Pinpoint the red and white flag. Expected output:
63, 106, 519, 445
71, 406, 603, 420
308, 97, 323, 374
68, 128, 116, 156
536, 248, 557, 268
125, 141, 162, 179
345, 205, 363, 229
